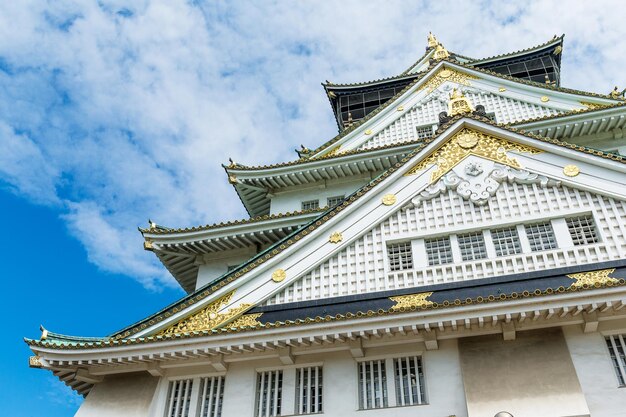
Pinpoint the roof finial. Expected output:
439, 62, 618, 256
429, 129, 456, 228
427, 32, 438, 49
610, 86, 626, 99
433, 42, 450, 60
448, 88, 474, 116
228, 158, 237, 168
148, 219, 157, 230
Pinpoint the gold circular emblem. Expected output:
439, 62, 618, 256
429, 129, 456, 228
439, 69, 452, 78
381, 194, 397, 206
209, 312, 218, 320
540, 96, 550, 102
397, 105, 404, 112
498, 87, 506, 92
456, 132, 479, 149
364, 129, 372, 135
563, 164, 580, 177
329, 232, 343, 244
271, 269, 286, 283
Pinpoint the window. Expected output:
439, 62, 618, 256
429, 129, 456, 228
605, 334, 626, 387
326, 195, 344, 207
491, 227, 522, 256
425, 237, 453, 266
394, 356, 427, 406
301, 200, 319, 211
457, 232, 488, 261
358, 360, 388, 409
164, 379, 194, 417
255, 370, 283, 417
415, 125, 434, 140
198, 376, 225, 417
163, 377, 225, 417
387, 242, 413, 271
566, 215, 599, 245
525, 222, 557, 251
295, 366, 323, 414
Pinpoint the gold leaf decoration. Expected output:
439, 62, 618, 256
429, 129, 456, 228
405, 128, 542, 182
228, 313, 264, 328
567, 268, 619, 289
381, 194, 397, 206
29, 356, 42, 368
417, 67, 478, 94
158, 291, 254, 335
580, 101, 609, 110
272, 269, 287, 282
390, 292, 434, 311
328, 232, 343, 243
563, 164, 580, 177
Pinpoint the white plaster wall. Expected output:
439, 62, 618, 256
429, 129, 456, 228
196, 248, 257, 290
75, 373, 158, 417
269, 177, 371, 215
563, 323, 626, 417
217, 339, 467, 417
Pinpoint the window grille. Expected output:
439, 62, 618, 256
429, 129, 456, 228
164, 379, 194, 417
358, 360, 388, 410
393, 356, 426, 406
326, 195, 344, 207
525, 222, 557, 251
387, 242, 413, 271
425, 237, 453, 266
457, 232, 488, 261
255, 370, 283, 417
605, 334, 626, 387
295, 366, 323, 414
491, 227, 522, 256
198, 376, 225, 417
415, 125, 434, 141
566, 215, 599, 245
301, 200, 319, 211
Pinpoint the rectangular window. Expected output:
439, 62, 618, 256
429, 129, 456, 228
525, 222, 557, 251
326, 195, 344, 207
255, 370, 283, 417
394, 356, 427, 406
605, 334, 626, 387
491, 227, 522, 256
301, 200, 319, 211
198, 376, 225, 417
164, 379, 194, 417
566, 215, 599, 245
457, 232, 488, 261
295, 366, 323, 414
415, 125, 434, 140
358, 360, 388, 410
425, 237, 453, 266
387, 242, 413, 271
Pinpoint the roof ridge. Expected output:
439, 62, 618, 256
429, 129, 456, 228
468, 34, 564, 64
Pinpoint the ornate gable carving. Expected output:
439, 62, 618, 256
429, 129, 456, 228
417, 67, 478, 94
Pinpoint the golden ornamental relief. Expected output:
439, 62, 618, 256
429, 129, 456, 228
328, 232, 343, 244
29, 356, 42, 368
417, 67, 478, 94
381, 194, 397, 206
228, 313, 264, 328
540, 96, 550, 103
405, 128, 542, 182
272, 269, 287, 282
158, 291, 254, 335
390, 292, 434, 311
563, 164, 580, 177
567, 268, 620, 289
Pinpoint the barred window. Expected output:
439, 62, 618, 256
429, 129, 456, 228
457, 232, 488, 261
491, 227, 522, 256
387, 242, 413, 271
525, 222, 557, 251
605, 334, 626, 387
415, 125, 434, 140
301, 200, 319, 211
295, 366, 323, 414
326, 195, 344, 207
566, 215, 599, 245
164, 379, 194, 417
394, 356, 426, 406
198, 376, 225, 417
358, 360, 388, 410
255, 370, 283, 417
425, 237, 453, 266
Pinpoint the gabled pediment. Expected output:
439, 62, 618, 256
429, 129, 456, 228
117, 118, 625, 340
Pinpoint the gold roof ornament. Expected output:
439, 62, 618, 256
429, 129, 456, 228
427, 32, 439, 49
448, 88, 474, 116
610, 86, 626, 99
433, 42, 450, 60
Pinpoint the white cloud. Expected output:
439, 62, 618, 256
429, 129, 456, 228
0, 0, 625, 289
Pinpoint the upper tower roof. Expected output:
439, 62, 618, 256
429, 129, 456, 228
324, 34, 565, 130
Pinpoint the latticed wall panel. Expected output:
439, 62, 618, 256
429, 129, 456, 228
358, 93, 560, 151
264, 183, 626, 305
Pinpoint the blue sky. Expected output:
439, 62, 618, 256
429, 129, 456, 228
2, 1, 626, 416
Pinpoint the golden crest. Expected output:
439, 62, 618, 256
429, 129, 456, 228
418, 67, 478, 94
439, 69, 452, 78
498, 87, 506, 92
364, 129, 372, 135
390, 292, 434, 310
567, 269, 619, 289
455, 131, 479, 149
29, 356, 42, 368
272, 269, 287, 282
563, 165, 580, 177
381, 194, 397, 206
328, 232, 343, 244
540, 96, 550, 102
397, 105, 404, 112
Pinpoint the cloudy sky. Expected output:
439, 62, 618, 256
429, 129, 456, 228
2, 1, 626, 414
